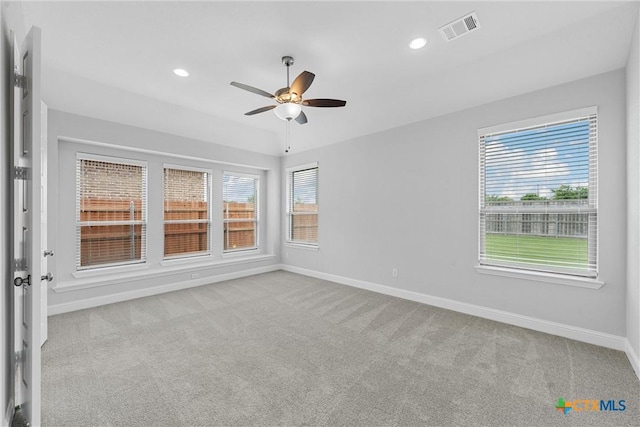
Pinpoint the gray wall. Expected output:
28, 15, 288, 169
627, 10, 640, 361
283, 69, 628, 337
0, 1, 26, 423
47, 110, 281, 309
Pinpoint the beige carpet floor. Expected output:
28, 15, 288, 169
42, 270, 640, 426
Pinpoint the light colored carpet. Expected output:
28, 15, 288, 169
42, 270, 640, 426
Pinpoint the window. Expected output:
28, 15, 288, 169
163, 166, 211, 259
478, 107, 597, 278
223, 172, 259, 252
286, 164, 318, 245
76, 155, 147, 269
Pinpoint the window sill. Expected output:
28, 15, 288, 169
475, 265, 604, 289
222, 248, 261, 258
285, 242, 319, 251
160, 253, 213, 267
54, 253, 276, 293
72, 262, 148, 279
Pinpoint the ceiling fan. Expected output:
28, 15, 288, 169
230, 56, 346, 125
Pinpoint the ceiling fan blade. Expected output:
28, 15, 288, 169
245, 105, 276, 116
230, 81, 274, 99
295, 110, 308, 125
303, 98, 347, 108
290, 71, 315, 97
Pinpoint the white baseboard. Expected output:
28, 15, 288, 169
48, 265, 280, 315
280, 265, 627, 352
625, 339, 640, 380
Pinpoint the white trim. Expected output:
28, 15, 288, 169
61, 136, 272, 171
475, 265, 604, 289
477, 108, 599, 280
163, 164, 212, 259
285, 163, 319, 246
163, 162, 212, 174
625, 339, 640, 381
48, 264, 280, 315
284, 242, 319, 251
222, 171, 260, 253
280, 265, 625, 351
73, 261, 148, 278
76, 151, 148, 167
286, 161, 318, 173
160, 252, 214, 267
76, 154, 149, 270
222, 170, 260, 180
478, 105, 598, 136
4, 399, 14, 427
54, 254, 276, 292
221, 248, 262, 258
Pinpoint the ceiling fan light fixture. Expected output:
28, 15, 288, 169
274, 102, 302, 121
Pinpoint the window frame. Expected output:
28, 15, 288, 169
477, 106, 599, 281
285, 162, 319, 248
76, 153, 148, 270
162, 164, 212, 260
222, 171, 260, 254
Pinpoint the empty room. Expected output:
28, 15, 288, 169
2, 1, 640, 426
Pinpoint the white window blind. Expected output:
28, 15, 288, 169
76, 155, 147, 269
163, 167, 211, 259
478, 108, 597, 277
223, 173, 259, 252
287, 165, 318, 245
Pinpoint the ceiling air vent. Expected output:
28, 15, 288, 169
439, 12, 480, 42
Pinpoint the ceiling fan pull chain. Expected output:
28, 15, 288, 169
285, 120, 292, 153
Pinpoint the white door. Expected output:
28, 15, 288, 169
11, 26, 43, 427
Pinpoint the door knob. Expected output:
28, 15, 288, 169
41, 272, 53, 282
44, 249, 54, 257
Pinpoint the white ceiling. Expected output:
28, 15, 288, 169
19, 1, 639, 156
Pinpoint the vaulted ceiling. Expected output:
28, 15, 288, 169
19, 1, 639, 156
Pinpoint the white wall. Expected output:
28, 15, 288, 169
627, 9, 640, 371
283, 69, 628, 338
0, 1, 26, 423
47, 110, 281, 312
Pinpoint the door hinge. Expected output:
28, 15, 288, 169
13, 166, 30, 180
13, 258, 27, 272
14, 275, 31, 287
13, 71, 26, 89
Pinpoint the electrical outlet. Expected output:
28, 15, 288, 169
191, 273, 200, 279
392, 268, 398, 278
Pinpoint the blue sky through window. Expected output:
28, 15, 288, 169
292, 168, 318, 205
484, 119, 590, 200
223, 174, 256, 203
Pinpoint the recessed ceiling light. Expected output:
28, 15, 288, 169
173, 68, 189, 77
409, 37, 427, 50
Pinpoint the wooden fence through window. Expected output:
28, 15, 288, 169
80, 199, 261, 266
